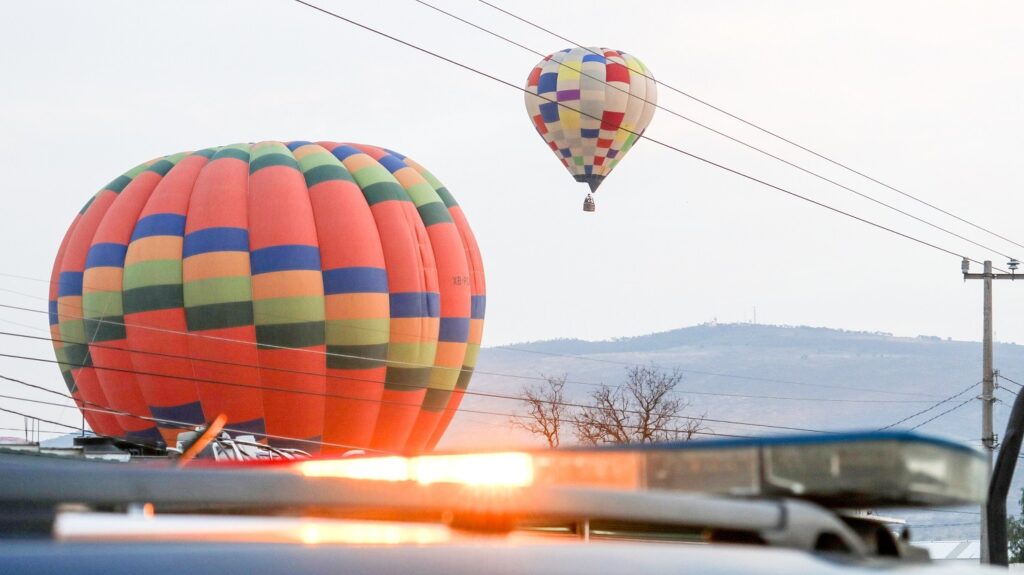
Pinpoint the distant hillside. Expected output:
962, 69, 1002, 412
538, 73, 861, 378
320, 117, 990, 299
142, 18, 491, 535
439, 323, 1024, 541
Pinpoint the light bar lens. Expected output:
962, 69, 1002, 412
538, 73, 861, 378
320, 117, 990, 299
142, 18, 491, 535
296, 434, 984, 508
299, 452, 534, 487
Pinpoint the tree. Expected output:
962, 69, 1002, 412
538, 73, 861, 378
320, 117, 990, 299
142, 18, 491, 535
1009, 488, 1024, 563
573, 366, 704, 446
510, 374, 568, 448
512, 366, 706, 448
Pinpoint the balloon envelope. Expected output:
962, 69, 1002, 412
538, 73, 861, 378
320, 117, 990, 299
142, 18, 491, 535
525, 47, 657, 194
49, 141, 485, 455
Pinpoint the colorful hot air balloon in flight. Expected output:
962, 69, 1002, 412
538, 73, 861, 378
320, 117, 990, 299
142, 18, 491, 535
49, 141, 485, 455
524, 47, 657, 212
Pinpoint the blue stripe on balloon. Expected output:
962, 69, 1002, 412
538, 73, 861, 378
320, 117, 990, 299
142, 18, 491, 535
471, 295, 486, 320
130, 213, 186, 242
225, 417, 266, 437
330, 145, 363, 161
148, 401, 205, 426
183, 227, 250, 258
581, 128, 600, 138
57, 272, 83, 298
438, 317, 470, 342
48, 300, 59, 326
249, 245, 321, 275
389, 292, 440, 318
582, 54, 607, 64
84, 243, 127, 269
377, 154, 407, 174
322, 267, 388, 294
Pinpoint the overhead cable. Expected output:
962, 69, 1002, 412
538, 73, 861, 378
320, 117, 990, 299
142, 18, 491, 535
290, 0, 1006, 273
412, 0, 1016, 261
878, 381, 980, 430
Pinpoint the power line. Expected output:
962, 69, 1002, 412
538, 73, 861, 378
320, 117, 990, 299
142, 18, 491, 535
0, 373, 756, 441
412, 0, 1016, 262
999, 373, 1024, 389
0, 282, 940, 400
0, 308, 933, 405
0, 383, 388, 453
909, 396, 975, 431
0, 405, 83, 433
0, 347, 831, 431
474, 0, 1024, 255
289, 0, 1005, 274
0, 426, 71, 436
878, 381, 981, 430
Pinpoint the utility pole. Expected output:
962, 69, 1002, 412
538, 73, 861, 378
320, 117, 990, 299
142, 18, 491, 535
963, 257, 1019, 563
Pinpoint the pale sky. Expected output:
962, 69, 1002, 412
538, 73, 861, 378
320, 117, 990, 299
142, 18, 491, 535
2, 0, 1023, 435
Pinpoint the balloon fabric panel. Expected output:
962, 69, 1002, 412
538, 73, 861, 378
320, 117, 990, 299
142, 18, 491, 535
123, 152, 210, 444
369, 146, 471, 455
51, 141, 483, 454
333, 143, 437, 453
248, 142, 327, 453
84, 156, 187, 443
296, 141, 389, 454
183, 145, 266, 439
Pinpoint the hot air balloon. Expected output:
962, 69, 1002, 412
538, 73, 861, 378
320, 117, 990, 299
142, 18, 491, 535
49, 141, 485, 455
524, 47, 657, 212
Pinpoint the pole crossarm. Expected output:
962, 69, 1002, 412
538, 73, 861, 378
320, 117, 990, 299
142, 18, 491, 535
964, 273, 1019, 280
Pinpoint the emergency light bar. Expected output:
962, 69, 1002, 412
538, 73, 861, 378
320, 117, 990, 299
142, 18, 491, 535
298, 432, 985, 508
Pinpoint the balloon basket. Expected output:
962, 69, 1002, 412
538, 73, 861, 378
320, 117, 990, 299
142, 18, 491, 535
583, 194, 596, 212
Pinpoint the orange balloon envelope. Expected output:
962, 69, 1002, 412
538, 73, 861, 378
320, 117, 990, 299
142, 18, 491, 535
49, 141, 485, 455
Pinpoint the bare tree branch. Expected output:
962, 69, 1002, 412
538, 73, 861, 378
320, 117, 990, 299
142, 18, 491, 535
510, 374, 567, 448
512, 366, 708, 447
573, 366, 706, 445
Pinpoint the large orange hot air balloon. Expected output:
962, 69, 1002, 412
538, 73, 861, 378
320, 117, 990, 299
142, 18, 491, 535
49, 141, 485, 455
524, 47, 657, 211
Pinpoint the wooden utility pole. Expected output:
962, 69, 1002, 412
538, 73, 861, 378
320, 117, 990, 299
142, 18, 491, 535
963, 258, 1019, 563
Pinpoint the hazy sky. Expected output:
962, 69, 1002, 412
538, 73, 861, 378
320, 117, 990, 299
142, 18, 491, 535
2, 0, 1023, 435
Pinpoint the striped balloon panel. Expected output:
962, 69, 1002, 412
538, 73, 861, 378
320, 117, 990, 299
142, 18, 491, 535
182, 145, 266, 439
84, 157, 186, 443
369, 147, 471, 454
57, 167, 151, 439
248, 142, 327, 453
49, 200, 98, 432
122, 152, 212, 444
294, 142, 388, 454
56, 161, 158, 441
524, 46, 657, 190
410, 161, 486, 451
53, 141, 483, 453
331, 143, 439, 453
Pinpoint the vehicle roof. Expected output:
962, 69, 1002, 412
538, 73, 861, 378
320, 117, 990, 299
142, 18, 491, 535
0, 540, 1000, 575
